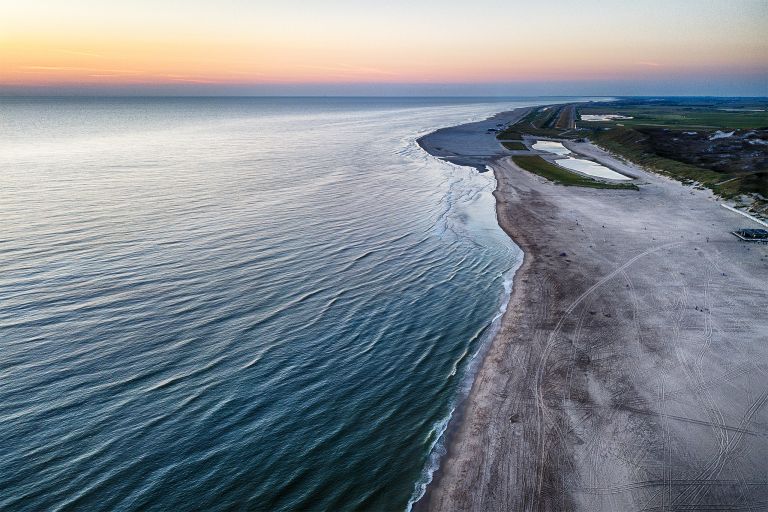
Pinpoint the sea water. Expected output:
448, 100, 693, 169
0, 97, 538, 511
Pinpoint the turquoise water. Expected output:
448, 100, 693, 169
0, 97, 533, 511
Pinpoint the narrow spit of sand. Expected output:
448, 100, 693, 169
417, 108, 768, 511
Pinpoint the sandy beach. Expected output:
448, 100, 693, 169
417, 108, 768, 511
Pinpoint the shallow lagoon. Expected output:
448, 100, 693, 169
555, 157, 632, 181
531, 140, 570, 155
532, 140, 632, 181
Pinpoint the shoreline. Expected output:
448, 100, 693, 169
416, 107, 768, 510
412, 106, 534, 508
409, 106, 535, 509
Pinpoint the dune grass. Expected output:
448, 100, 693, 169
501, 141, 527, 150
496, 128, 523, 140
591, 128, 724, 184
512, 155, 638, 190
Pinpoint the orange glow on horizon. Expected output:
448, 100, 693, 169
4, 36, 765, 87
1, 1, 766, 90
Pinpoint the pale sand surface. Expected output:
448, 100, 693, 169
419, 111, 768, 511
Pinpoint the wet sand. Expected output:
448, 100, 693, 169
416, 108, 533, 171
418, 109, 768, 511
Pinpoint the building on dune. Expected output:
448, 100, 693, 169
733, 228, 768, 242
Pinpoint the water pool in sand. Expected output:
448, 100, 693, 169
555, 157, 632, 181
580, 114, 634, 121
532, 140, 570, 155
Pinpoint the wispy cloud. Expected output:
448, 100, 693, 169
54, 49, 103, 58
637, 61, 662, 67
227, 70, 269, 77
20, 65, 138, 74
21, 65, 82, 71
298, 64, 397, 76
158, 74, 218, 83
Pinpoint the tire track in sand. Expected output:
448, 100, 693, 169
532, 242, 684, 509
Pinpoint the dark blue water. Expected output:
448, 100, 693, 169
0, 97, 538, 511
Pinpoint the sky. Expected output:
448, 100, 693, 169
1, 0, 767, 96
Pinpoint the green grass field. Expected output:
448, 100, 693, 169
512, 155, 638, 190
496, 128, 523, 140
579, 108, 768, 130
501, 141, 526, 150
577, 100, 768, 130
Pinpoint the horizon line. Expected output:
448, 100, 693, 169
2, 95, 767, 100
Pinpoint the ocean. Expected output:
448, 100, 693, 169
1, 97, 544, 511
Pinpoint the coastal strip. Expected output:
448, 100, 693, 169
416, 107, 768, 511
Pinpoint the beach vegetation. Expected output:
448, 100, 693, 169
496, 128, 523, 140
501, 141, 527, 150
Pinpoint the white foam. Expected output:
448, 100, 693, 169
405, 258, 523, 512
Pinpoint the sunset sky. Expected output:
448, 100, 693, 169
1, 0, 766, 95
